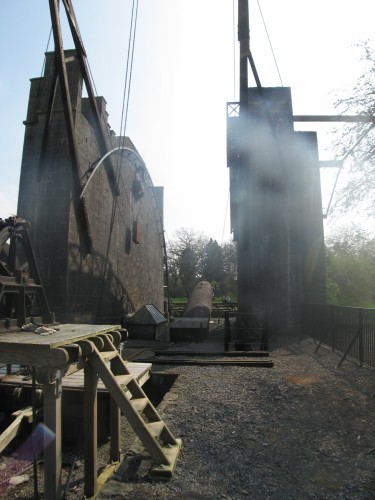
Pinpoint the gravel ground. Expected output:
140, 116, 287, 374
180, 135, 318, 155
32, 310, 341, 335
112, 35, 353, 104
97, 336, 375, 500
1, 336, 374, 499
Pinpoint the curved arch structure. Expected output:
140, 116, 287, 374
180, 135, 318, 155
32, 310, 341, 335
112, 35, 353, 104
80, 146, 146, 199
17, 51, 168, 323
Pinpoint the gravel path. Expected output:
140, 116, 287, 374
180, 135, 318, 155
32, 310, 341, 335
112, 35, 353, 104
1, 337, 374, 499
97, 337, 375, 500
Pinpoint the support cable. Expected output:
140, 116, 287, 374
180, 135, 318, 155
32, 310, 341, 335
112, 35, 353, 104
256, 0, 283, 86
38, 27, 53, 93
40, 27, 53, 77
221, 189, 230, 244
122, 0, 139, 138
325, 123, 375, 216
111, 0, 139, 233
119, 0, 139, 143
86, 59, 100, 98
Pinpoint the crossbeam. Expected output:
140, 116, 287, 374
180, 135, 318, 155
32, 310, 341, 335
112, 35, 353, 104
293, 115, 375, 123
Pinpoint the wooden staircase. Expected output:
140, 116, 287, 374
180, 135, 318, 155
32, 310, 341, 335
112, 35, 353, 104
79, 333, 182, 480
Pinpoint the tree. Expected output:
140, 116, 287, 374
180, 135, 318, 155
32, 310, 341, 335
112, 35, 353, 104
167, 229, 238, 298
201, 239, 225, 283
221, 240, 237, 298
331, 41, 375, 215
325, 224, 375, 307
222, 240, 237, 281
167, 228, 208, 296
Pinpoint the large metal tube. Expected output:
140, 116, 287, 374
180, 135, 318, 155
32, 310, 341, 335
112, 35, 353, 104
183, 281, 213, 319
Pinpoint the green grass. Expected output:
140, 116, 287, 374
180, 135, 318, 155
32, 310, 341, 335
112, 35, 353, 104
170, 297, 237, 305
170, 297, 188, 305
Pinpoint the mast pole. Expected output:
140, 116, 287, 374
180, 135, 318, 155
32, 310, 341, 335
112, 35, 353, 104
238, 0, 250, 108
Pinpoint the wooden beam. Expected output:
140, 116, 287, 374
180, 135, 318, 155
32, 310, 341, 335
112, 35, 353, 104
84, 361, 98, 497
0, 406, 33, 454
43, 378, 62, 500
62, 0, 119, 196
109, 396, 121, 462
0, 345, 69, 368
48, 0, 93, 254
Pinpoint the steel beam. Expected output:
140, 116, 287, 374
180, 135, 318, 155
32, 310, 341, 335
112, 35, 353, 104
293, 115, 375, 123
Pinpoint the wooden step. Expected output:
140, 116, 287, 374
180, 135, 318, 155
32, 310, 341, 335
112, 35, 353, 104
131, 397, 149, 412
84, 342, 182, 477
147, 421, 165, 439
114, 374, 133, 387
100, 350, 118, 361
149, 439, 183, 480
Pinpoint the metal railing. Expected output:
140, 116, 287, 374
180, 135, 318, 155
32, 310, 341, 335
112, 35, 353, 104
169, 303, 238, 319
224, 311, 268, 351
301, 303, 375, 369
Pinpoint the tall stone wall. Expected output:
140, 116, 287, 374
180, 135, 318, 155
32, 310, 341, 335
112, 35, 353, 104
228, 87, 326, 334
17, 50, 165, 324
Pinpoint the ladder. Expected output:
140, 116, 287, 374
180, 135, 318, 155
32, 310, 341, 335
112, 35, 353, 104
79, 333, 182, 479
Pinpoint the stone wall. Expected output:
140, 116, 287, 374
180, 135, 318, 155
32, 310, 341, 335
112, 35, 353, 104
17, 50, 164, 324
228, 87, 326, 334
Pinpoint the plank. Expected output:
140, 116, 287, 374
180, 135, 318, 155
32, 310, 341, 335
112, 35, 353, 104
109, 396, 120, 462
136, 358, 274, 367
0, 363, 151, 391
0, 406, 33, 453
43, 379, 62, 500
149, 438, 182, 480
0, 324, 122, 348
0, 324, 122, 368
84, 362, 98, 497
0, 344, 69, 368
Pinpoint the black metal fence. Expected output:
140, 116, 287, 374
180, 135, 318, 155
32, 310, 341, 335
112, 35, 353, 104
224, 311, 268, 351
301, 303, 375, 369
169, 303, 238, 319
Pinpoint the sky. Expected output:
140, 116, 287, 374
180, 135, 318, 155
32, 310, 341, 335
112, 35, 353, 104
0, 0, 374, 243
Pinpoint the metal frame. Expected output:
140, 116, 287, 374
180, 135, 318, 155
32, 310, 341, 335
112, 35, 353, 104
0, 217, 54, 330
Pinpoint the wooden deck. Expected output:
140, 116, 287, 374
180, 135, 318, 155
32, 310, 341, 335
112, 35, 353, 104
0, 324, 152, 499
0, 324, 124, 367
0, 361, 151, 391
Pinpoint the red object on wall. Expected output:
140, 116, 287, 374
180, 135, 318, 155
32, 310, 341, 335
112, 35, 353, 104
132, 220, 140, 244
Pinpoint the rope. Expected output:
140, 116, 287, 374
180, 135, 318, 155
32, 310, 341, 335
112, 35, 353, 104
256, 0, 283, 86
107, 0, 139, 230
86, 58, 99, 98
38, 27, 53, 92
123, 0, 139, 137
325, 123, 375, 217
221, 188, 231, 244
119, 0, 139, 143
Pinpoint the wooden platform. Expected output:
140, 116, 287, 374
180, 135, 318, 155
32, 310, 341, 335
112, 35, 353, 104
0, 324, 123, 367
0, 324, 153, 499
0, 361, 151, 391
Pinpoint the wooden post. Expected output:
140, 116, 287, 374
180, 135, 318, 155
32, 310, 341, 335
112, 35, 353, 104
109, 396, 121, 462
84, 361, 98, 497
43, 376, 62, 500
109, 352, 121, 462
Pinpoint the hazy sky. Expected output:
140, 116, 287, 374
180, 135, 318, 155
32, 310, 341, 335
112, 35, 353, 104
0, 1, 374, 242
